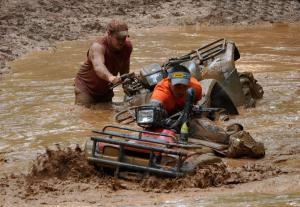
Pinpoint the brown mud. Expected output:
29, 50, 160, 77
0, 145, 296, 206
1, 0, 300, 206
1, 0, 300, 74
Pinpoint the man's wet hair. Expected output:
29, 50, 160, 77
106, 19, 128, 34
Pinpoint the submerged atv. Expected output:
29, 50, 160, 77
84, 90, 227, 177
112, 38, 263, 112
84, 89, 265, 178
84, 124, 226, 177
84, 39, 265, 178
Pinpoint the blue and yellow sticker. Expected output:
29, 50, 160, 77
171, 72, 189, 79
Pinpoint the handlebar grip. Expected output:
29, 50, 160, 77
109, 72, 135, 90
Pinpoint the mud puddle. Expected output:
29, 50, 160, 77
0, 146, 290, 205
1, 24, 300, 206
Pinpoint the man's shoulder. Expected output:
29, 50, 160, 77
190, 77, 202, 101
126, 39, 132, 46
156, 78, 170, 88
152, 78, 172, 99
94, 36, 106, 44
91, 36, 106, 48
90, 40, 105, 54
190, 77, 201, 87
190, 77, 200, 83
125, 39, 133, 52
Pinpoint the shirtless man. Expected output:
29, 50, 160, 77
74, 19, 132, 107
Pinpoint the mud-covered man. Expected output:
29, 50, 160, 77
149, 65, 265, 158
150, 64, 202, 115
74, 19, 132, 107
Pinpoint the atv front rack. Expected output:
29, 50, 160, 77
87, 125, 188, 177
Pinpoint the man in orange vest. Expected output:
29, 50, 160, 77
74, 19, 133, 107
150, 64, 202, 115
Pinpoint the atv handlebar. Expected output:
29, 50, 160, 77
191, 106, 224, 114
162, 106, 224, 130
109, 72, 136, 89
164, 88, 195, 129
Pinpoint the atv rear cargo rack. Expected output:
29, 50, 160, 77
165, 38, 227, 66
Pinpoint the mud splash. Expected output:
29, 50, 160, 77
1, 146, 112, 200
140, 162, 289, 192
0, 146, 289, 202
29, 145, 97, 180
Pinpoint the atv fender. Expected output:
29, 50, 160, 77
198, 79, 238, 115
181, 60, 202, 81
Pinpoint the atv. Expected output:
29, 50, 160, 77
84, 89, 228, 177
84, 39, 265, 178
84, 99, 265, 177
112, 38, 263, 111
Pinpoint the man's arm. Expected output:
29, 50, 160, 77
190, 77, 202, 103
88, 42, 120, 84
150, 83, 169, 112
149, 99, 163, 106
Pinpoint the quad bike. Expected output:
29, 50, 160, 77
84, 89, 265, 178
111, 38, 263, 111
84, 89, 228, 177
84, 39, 265, 178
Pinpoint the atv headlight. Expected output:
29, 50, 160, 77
136, 105, 167, 128
137, 108, 154, 125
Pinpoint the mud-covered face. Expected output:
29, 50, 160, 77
109, 31, 128, 50
170, 83, 189, 98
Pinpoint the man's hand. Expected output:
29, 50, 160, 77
108, 75, 121, 84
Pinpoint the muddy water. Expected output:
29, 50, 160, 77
1, 24, 300, 206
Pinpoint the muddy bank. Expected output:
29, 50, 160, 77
1, 146, 295, 206
1, 0, 300, 74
